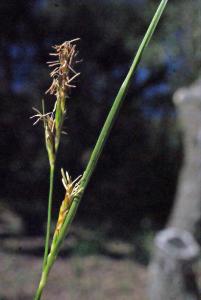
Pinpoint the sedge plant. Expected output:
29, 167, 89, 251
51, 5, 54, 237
31, 38, 80, 269
33, 0, 168, 299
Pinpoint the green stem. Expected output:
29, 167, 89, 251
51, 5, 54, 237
42, 164, 55, 269
34, 245, 57, 300
54, 0, 168, 251
34, 272, 47, 300
34, 0, 168, 298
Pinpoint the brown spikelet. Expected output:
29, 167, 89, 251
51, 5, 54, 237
54, 169, 82, 236
30, 106, 56, 165
46, 38, 80, 96
30, 107, 55, 132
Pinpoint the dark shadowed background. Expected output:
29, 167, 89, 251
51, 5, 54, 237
0, 2, 200, 297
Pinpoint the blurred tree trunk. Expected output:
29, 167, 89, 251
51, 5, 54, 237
168, 79, 201, 235
148, 79, 201, 300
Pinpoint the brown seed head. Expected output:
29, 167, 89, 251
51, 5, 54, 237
46, 38, 80, 96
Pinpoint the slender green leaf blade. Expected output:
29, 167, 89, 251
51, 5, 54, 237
54, 0, 168, 252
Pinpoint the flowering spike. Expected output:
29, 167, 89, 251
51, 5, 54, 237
46, 39, 80, 96
54, 170, 82, 236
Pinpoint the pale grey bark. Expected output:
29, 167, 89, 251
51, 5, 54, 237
148, 228, 200, 300
168, 79, 201, 235
148, 79, 201, 300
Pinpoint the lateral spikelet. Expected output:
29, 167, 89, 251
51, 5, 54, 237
54, 169, 82, 236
